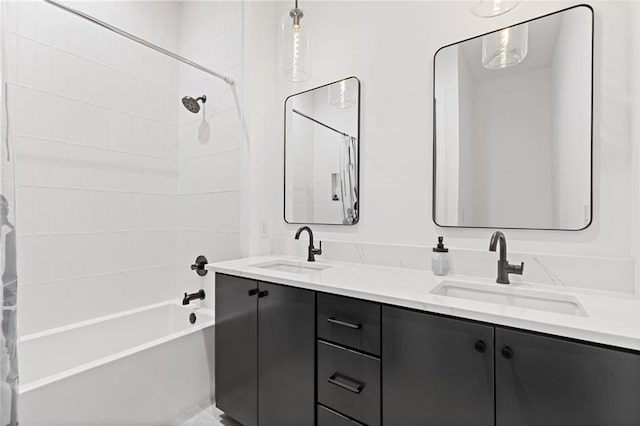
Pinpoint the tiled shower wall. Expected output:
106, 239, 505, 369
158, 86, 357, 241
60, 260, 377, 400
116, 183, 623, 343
176, 1, 244, 311
8, 0, 244, 335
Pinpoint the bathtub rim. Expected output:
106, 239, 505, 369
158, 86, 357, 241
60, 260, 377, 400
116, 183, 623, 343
19, 300, 214, 394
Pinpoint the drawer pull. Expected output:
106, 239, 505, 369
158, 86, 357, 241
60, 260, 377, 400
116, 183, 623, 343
327, 317, 362, 330
328, 373, 365, 394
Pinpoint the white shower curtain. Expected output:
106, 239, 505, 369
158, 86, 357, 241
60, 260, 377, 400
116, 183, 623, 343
339, 135, 358, 225
0, 0, 18, 423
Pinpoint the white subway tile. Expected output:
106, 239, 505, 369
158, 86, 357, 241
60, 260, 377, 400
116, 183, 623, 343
17, 0, 36, 40
34, 91, 52, 139
16, 185, 34, 236
12, 85, 35, 136
32, 186, 52, 235
14, 136, 36, 186
34, 42, 52, 92
34, 2, 53, 45
17, 36, 35, 87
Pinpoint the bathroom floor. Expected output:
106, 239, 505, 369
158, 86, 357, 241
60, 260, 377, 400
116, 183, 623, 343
179, 405, 240, 426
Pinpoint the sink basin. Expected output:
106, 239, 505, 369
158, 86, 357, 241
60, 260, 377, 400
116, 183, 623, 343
431, 280, 588, 316
250, 260, 332, 275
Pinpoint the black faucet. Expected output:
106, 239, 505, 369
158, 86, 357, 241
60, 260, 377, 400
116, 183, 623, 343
489, 231, 524, 284
182, 289, 205, 305
295, 226, 322, 262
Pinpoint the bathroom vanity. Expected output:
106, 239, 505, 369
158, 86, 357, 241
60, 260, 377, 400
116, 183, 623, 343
209, 257, 640, 426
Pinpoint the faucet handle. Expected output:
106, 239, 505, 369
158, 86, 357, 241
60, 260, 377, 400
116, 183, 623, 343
190, 255, 208, 276
508, 262, 524, 275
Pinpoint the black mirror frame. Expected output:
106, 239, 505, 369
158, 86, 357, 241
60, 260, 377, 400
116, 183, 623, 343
431, 4, 594, 231
283, 76, 362, 226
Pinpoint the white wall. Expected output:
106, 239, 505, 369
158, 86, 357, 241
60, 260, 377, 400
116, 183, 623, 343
433, 45, 460, 225
551, 7, 593, 229
473, 67, 554, 228
246, 1, 637, 294
631, 1, 640, 295
286, 92, 316, 222
457, 47, 476, 226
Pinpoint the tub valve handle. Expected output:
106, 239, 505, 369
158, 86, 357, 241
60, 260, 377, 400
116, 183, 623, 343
191, 255, 208, 276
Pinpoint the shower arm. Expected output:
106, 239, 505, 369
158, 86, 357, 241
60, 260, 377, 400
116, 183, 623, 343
42, 0, 235, 86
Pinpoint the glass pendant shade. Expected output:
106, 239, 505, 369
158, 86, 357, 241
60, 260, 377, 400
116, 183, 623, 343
279, 7, 312, 82
482, 23, 528, 69
470, 0, 520, 18
329, 79, 357, 109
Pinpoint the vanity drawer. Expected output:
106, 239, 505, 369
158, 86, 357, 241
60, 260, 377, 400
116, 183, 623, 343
317, 341, 381, 426
318, 405, 365, 426
317, 293, 381, 355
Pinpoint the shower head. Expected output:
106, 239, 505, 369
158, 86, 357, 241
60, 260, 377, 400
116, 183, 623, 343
182, 95, 207, 113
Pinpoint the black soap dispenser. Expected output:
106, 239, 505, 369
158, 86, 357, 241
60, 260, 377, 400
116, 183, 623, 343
431, 236, 450, 276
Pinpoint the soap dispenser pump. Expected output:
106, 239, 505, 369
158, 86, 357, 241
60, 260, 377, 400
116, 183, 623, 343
431, 236, 450, 276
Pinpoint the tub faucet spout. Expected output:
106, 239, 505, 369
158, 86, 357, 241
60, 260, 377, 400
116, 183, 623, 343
182, 289, 205, 305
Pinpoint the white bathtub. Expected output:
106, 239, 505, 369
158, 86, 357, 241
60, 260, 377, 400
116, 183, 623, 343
18, 301, 215, 426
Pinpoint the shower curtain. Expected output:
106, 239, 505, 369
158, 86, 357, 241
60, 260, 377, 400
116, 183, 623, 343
0, 0, 18, 424
339, 135, 358, 225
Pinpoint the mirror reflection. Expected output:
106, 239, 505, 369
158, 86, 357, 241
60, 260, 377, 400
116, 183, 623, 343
433, 6, 593, 230
285, 77, 360, 225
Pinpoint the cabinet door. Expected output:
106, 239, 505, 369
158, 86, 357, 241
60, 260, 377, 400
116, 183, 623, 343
382, 306, 494, 426
258, 281, 315, 426
215, 274, 259, 426
496, 328, 640, 426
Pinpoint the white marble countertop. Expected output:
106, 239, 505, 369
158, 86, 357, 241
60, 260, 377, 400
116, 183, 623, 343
206, 256, 640, 352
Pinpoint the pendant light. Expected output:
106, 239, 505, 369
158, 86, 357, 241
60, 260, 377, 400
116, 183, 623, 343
470, 0, 520, 18
279, 0, 312, 82
482, 23, 528, 69
329, 79, 357, 109
470, 0, 528, 70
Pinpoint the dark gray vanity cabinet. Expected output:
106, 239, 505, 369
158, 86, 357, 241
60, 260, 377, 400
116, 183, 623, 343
215, 274, 258, 426
216, 271, 640, 426
382, 306, 495, 426
495, 328, 640, 426
316, 294, 382, 426
258, 281, 315, 426
215, 274, 315, 426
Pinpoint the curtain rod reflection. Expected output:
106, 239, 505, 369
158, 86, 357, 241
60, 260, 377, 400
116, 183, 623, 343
292, 109, 354, 139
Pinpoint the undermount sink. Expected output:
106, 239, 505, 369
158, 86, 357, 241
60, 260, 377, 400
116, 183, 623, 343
251, 260, 332, 275
431, 280, 588, 317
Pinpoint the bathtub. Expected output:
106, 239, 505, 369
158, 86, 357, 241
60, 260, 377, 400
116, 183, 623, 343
18, 301, 215, 426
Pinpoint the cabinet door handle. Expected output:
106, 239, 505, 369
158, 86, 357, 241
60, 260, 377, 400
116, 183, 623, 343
501, 346, 514, 359
258, 290, 269, 298
248, 288, 259, 296
327, 317, 362, 330
475, 340, 487, 353
328, 373, 364, 394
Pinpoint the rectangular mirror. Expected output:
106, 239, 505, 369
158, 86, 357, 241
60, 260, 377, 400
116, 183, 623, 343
285, 77, 360, 225
433, 5, 593, 230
